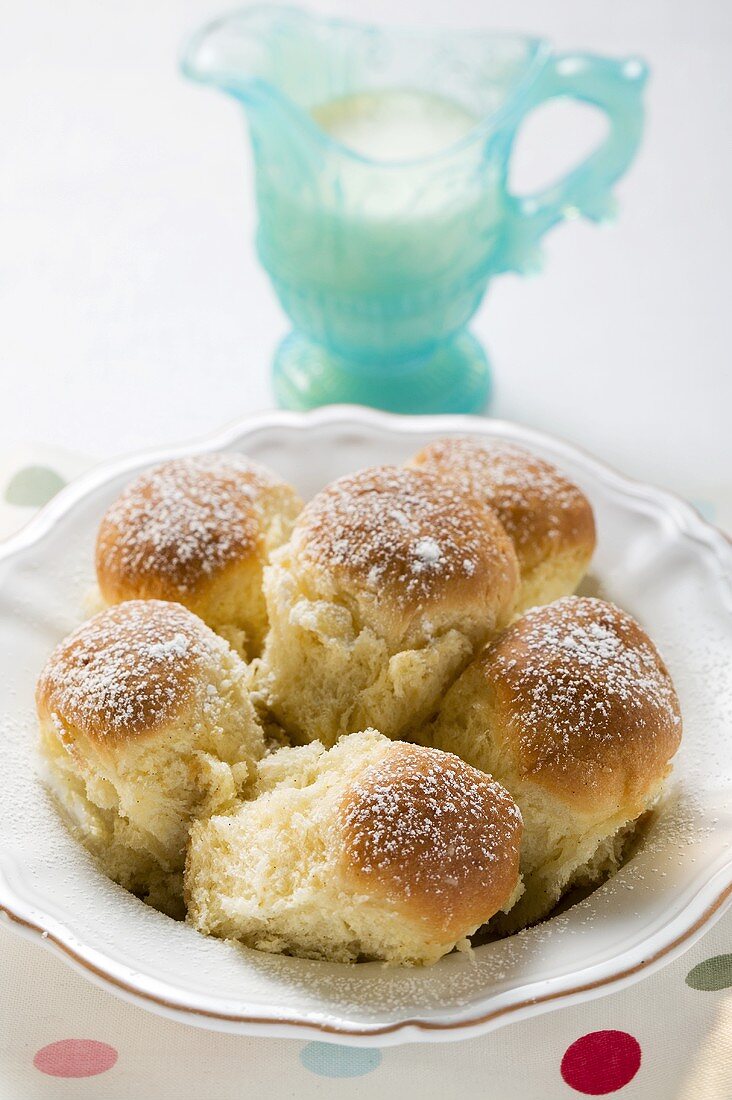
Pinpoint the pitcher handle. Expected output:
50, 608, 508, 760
501, 52, 648, 273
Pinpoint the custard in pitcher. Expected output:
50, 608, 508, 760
183, 5, 647, 412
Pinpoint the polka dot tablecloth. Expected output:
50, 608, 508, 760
1, 451, 731, 1100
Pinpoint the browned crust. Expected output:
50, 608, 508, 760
35, 600, 213, 744
338, 743, 522, 941
96, 454, 296, 604
291, 465, 519, 628
476, 597, 683, 813
12, 414, 729, 1037
408, 437, 596, 577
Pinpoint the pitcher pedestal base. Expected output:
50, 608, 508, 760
272, 331, 492, 415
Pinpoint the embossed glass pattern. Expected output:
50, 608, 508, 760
183, 7, 647, 412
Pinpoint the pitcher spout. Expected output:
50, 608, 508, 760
182, 4, 343, 171
182, 6, 288, 104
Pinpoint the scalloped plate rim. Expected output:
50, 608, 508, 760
1, 404, 730, 1045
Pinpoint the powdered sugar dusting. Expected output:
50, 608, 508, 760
342, 745, 522, 928
489, 596, 682, 760
413, 537, 442, 569
296, 465, 516, 604
37, 600, 222, 740
145, 632, 190, 661
97, 454, 283, 595
410, 437, 594, 560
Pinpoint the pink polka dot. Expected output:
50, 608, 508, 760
561, 1030, 641, 1095
33, 1039, 118, 1078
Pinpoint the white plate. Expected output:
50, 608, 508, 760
1, 406, 731, 1046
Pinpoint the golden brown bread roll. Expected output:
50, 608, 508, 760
185, 730, 523, 965
95, 453, 302, 657
255, 465, 520, 746
36, 600, 265, 916
407, 437, 596, 611
421, 596, 682, 930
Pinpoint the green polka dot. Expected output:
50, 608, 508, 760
686, 954, 732, 991
299, 1042, 381, 1078
4, 466, 66, 507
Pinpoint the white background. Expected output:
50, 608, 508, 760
1, 0, 730, 495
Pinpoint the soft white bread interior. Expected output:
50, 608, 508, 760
36, 599, 266, 917
421, 596, 682, 930
256, 465, 519, 746
95, 453, 302, 658
185, 729, 523, 965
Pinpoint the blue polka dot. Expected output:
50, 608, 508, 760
299, 1042, 382, 1078
691, 498, 717, 523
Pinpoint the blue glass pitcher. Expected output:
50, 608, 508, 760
183, 6, 647, 413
